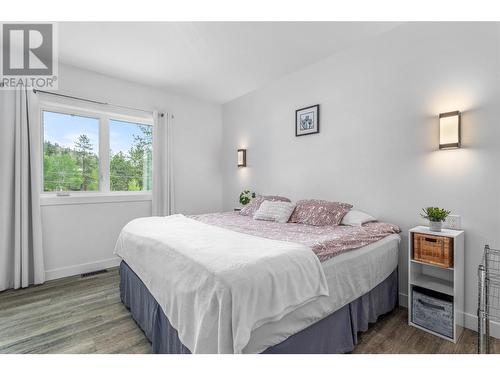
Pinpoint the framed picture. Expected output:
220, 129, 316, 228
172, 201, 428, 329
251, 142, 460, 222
295, 104, 319, 137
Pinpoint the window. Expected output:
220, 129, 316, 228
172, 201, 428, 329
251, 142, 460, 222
43, 111, 100, 192
109, 119, 152, 192
42, 108, 153, 194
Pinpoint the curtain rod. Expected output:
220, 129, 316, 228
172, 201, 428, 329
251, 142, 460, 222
33, 89, 164, 117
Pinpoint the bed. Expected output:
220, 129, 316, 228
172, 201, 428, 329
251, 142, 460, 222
115, 211, 400, 354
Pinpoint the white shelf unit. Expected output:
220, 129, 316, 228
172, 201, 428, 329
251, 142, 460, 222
408, 226, 465, 343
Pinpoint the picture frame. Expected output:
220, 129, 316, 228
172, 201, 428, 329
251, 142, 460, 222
295, 104, 319, 137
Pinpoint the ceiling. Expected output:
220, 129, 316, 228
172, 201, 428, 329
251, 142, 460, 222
59, 22, 401, 104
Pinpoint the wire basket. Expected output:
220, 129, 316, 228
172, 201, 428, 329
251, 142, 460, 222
478, 245, 500, 354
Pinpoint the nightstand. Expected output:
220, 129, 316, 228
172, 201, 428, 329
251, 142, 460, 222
408, 226, 465, 343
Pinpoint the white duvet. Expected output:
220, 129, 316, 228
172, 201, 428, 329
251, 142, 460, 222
114, 214, 329, 354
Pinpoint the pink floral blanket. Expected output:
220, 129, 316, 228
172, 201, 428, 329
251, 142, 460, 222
190, 212, 400, 262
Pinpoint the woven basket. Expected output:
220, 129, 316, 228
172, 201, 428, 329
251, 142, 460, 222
413, 233, 454, 268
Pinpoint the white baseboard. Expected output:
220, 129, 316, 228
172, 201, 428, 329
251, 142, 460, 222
45, 257, 121, 281
463, 312, 500, 339
399, 292, 500, 339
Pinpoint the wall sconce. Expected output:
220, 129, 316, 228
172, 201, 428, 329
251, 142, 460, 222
439, 111, 461, 149
237, 149, 247, 167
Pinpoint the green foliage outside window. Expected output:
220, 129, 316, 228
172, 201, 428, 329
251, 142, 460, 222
43, 124, 152, 192
110, 123, 152, 192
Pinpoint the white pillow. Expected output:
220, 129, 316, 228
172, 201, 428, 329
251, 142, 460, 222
341, 209, 376, 227
253, 200, 296, 223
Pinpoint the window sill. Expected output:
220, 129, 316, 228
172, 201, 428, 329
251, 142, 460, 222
40, 192, 152, 206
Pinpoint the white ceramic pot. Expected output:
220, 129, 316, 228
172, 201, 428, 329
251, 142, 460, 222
429, 221, 442, 232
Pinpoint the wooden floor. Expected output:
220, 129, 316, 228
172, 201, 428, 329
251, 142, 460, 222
0, 268, 498, 354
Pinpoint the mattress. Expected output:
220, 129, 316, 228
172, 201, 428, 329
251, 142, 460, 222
116, 212, 400, 353
243, 233, 400, 353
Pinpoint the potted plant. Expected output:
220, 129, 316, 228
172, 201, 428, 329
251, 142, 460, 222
239, 190, 256, 206
421, 207, 451, 232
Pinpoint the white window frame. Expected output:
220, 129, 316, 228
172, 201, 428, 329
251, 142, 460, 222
39, 98, 154, 206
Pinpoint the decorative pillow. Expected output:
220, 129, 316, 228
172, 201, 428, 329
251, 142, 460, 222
253, 201, 296, 223
289, 199, 353, 226
239, 195, 291, 217
341, 210, 376, 227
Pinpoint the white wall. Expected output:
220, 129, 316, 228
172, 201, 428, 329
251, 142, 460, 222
42, 200, 152, 279
222, 23, 500, 332
42, 63, 223, 279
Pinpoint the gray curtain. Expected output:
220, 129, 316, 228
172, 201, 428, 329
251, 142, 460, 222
0, 87, 45, 291
152, 111, 174, 216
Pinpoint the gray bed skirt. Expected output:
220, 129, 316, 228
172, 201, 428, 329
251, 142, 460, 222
120, 261, 398, 354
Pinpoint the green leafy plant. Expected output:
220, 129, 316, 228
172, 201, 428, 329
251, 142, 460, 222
420, 207, 451, 222
239, 190, 256, 205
